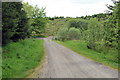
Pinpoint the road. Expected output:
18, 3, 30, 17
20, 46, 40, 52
37, 37, 118, 78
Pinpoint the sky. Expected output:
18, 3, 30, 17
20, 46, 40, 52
23, 0, 113, 17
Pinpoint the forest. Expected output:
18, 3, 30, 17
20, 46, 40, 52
1, 0, 120, 78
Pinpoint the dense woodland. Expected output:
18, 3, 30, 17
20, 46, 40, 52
1, 0, 120, 78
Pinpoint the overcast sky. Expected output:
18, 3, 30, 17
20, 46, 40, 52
23, 0, 113, 17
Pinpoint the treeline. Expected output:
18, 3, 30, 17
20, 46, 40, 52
2, 2, 47, 45
48, 16, 64, 20
77, 0, 119, 21
77, 13, 109, 21
57, 0, 119, 58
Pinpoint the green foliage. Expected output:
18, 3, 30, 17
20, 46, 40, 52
106, 0, 119, 13
68, 27, 80, 40
67, 19, 88, 40
59, 16, 64, 19
2, 2, 48, 44
92, 13, 107, 18
2, 39, 45, 78
46, 18, 70, 36
23, 2, 33, 19
23, 2, 33, 36
104, 1, 119, 49
54, 16, 59, 19
23, 3, 48, 37
48, 17, 55, 20
57, 27, 68, 41
79, 13, 109, 21
2, 2, 30, 45
86, 18, 104, 50
57, 27, 80, 41
91, 13, 108, 21
48, 16, 65, 20
68, 19, 88, 31
31, 5, 48, 35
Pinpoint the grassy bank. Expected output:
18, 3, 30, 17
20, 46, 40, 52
54, 40, 119, 70
2, 39, 45, 78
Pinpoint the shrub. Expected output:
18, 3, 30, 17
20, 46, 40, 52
68, 27, 80, 40
57, 27, 68, 42
68, 19, 88, 31
86, 18, 104, 50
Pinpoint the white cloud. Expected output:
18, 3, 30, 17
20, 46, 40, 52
23, 0, 113, 17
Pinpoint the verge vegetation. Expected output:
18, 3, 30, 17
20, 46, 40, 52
2, 39, 45, 78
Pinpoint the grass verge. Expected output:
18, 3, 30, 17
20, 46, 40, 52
2, 39, 45, 78
54, 40, 119, 71
27, 52, 46, 78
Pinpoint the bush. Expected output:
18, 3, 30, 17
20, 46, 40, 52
68, 19, 88, 31
68, 27, 80, 40
57, 27, 68, 42
86, 18, 104, 50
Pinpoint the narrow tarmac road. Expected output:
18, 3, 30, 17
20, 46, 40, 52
38, 37, 118, 78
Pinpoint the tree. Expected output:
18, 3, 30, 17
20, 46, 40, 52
2, 2, 29, 44
23, 2, 33, 37
31, 5, 47, 35
86, 18, 104, 50
104, 1, 119, 49
105, 0, 119, 14
23, 2, 33, 19
23, 3, 48, 37
59, 16, 64, 19
68, 19, 88, 31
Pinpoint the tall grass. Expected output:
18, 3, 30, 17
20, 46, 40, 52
2, 39, 45, 78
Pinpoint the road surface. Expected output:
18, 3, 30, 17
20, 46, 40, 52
37, 37, 118, 78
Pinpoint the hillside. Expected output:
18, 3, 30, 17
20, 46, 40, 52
46, 18, 71, 36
